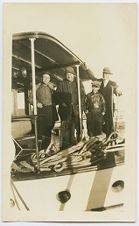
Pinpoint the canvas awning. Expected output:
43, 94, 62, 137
12, 31, 95, 89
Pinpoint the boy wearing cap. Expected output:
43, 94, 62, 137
85, 81, 105, 137
100, 67, 122, 137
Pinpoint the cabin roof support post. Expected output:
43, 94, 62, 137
75, 64, 82, 140
30, 38, 37, 114
29, 38, 40, 171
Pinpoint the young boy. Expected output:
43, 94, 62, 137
85, 81, 105, 137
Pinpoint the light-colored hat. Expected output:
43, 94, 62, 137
65, 66, 75, 75
42, 73, 50, 79
91, 80, 101, 88
103, 67, 113, 74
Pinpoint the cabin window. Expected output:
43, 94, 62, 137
12, 90, 25, 116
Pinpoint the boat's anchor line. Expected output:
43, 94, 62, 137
30, 132, 125, 173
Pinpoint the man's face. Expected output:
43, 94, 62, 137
103, 73, 110, 80
92, 86, 99, 94
43, 74, 50, 84
66, 73, 75, 82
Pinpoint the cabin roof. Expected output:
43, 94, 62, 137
12, 32, 95, 90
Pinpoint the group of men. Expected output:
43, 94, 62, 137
29, 66, 122, 151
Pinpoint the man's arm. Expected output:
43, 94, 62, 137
84, 94, 90, 113
53, 81, 67, 106
28, 83, 43, 108
100, 94, 106, 115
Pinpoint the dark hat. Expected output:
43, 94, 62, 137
91, 80, 101, 88
103, 67, 113, 74
65, 66, 75, 75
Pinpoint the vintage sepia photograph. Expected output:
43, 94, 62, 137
2, 2, 137, 222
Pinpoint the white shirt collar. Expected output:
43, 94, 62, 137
103, 79, 109, 87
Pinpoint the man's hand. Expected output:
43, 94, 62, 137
85, 110, 89, 114
115, 87, 122, 96
37, 102, 43, 108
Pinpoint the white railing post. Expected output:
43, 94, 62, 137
30, 38, 40, 171
75, 64, 82, 139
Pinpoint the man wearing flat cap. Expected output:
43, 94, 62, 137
100, 67, 122, 137
29, 73, 58, 150
55, 66, 85, 149
85, 80, 105, 137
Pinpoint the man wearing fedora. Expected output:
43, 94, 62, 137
85, 80, 106, 137
55, 66, 85, 149
100, 67, 122, 137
